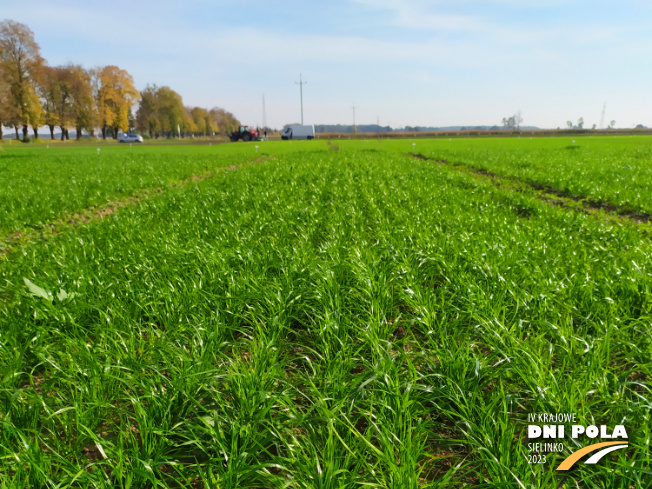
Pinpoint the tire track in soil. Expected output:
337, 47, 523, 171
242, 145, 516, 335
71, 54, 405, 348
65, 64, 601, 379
0, 156, 274, 256
409, 152, 652, 228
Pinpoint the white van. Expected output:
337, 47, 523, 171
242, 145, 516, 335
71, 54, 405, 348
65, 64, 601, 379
282, 125, 315, 140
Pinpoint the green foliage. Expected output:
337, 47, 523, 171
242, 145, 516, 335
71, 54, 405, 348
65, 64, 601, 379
0, 138, 650, 487
394, 135, 652, 215
0, 144, 254, 234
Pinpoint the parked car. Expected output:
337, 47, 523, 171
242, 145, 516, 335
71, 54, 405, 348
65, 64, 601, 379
118, 133, 143, 143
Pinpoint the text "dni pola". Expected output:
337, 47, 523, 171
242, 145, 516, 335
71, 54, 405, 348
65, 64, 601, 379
528, 425, 628, 439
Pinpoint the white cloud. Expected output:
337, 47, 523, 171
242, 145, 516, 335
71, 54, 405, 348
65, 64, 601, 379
350, 0, 489, 32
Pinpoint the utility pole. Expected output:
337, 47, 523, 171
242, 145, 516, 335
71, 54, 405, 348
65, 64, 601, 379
352, 104, 356, 134
262, 94, 267, 131
600, 102, 606, 130
295, 74, 307, 124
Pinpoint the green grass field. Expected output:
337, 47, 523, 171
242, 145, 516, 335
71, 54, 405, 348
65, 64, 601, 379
0, 137, 650, 488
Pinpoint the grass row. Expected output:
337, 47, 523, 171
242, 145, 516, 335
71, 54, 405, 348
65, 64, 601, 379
0, 144, 260, 235
1, 149, 650, 487
383, 136, 652, 217
3, 136, 651, 236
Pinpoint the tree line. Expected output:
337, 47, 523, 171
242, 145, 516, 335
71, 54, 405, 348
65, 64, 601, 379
136, 85, 240, 139
0, 20, 239, 141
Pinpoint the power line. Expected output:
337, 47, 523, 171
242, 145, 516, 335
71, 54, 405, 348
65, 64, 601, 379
295, 74, 307, 124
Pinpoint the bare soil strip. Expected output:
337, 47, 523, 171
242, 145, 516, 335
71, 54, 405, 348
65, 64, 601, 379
0, 156, 273, 256
409, 152, 652, 227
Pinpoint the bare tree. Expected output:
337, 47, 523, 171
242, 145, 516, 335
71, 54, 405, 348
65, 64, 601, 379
502, 116, 516, 129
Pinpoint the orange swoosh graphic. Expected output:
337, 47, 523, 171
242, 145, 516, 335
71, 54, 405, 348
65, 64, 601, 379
556, 441, 628, 471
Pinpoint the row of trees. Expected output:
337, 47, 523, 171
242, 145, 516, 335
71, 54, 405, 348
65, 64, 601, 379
0, 20, 240, 141
0, 20, 140, 140
135, 85, 239, 138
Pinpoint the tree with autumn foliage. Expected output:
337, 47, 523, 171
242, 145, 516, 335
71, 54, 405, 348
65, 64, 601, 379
93, 65, 139, 139
209, 107, 239, 135
135, 84, 159, 138
190, 106, 211, 136
156, 86, 184, 137
180, 108, 195, 136
135, 85, 185, 138
41, 65, 73, 139
0, 66, 19, 140
40, 65, 95, 140
0, 20, 44, 140
63, 65, 95, 139
40, 65, 61, 139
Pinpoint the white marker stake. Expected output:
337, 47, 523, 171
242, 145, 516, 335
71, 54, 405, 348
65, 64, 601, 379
97, 148, 100, 155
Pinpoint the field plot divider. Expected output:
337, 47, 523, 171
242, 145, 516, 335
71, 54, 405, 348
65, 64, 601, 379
407, 152, 652, 232
0, 155, 275, 257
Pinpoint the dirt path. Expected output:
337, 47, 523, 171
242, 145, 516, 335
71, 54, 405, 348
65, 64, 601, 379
0, 156, 273, 257
409, 152, 652, 229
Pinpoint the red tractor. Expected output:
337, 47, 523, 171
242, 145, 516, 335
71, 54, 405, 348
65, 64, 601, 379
229, 125, 260, 142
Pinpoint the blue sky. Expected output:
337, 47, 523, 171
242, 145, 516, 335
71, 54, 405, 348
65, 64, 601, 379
6, 0, 652, 129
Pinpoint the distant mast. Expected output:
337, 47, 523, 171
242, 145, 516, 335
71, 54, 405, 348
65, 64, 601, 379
262, 94, 267, 131
295, 74, 307, 125
600, 103, 606, 129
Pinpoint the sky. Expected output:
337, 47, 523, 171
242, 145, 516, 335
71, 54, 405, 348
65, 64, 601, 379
4, 0, 652, 129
